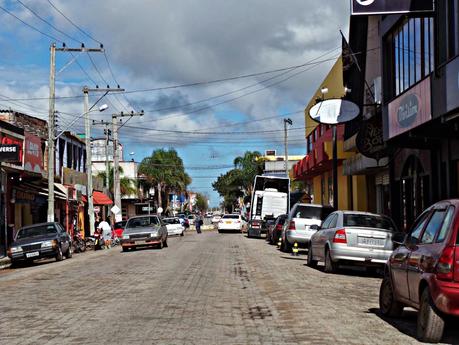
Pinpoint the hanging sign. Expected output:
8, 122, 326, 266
351, 0, 434, 15
309, 99, 360, 124
0, 144, 20, 162
356, 116, 388, 161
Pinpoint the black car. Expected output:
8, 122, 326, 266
8, 222, 73, 264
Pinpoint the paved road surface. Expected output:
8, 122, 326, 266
0, 231, 457, 344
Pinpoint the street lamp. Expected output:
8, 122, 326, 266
283, 118, 293, 178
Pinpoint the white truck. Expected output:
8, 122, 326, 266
247, 175, 290, 238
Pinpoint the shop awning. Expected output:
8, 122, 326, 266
93, 191, 113, 205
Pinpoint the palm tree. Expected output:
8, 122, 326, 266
233, 151, 264, 195
97, 165, 137, 198
138, 148, 191, 209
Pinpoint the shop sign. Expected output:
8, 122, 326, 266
0, 144, 20, 162
356, 116, 388, 161
13, 189, 35, 202
63, 168, 87, 186
24, 133, 43, 174
388, 77, 431, 139
309, 99, 360, 124
446, 56, 459, 113
351, 0, 434, 15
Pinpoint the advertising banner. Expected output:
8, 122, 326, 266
388, 77, 431, 139
351, 0, 434, 15
0, 144, 20, 162
24, 133, 43, 174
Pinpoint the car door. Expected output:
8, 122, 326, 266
314, 212, 337, 261
391, 211, 430, 301
408, 208, 448, 304
56, 224, 69, 252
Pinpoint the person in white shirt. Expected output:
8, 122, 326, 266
97, 218, 112, 249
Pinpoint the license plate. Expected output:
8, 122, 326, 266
26, 251, 39, 258
358, 237, 385, 247
225, 221, 232, 224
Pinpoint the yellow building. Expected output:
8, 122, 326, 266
292, 57, 369, 211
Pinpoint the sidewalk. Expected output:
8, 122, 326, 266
0, 256, 11, 270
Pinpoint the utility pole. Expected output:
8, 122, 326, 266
83, 87, 124, 235
47, 43, 56, 222
47, 43, 104, 224
283, 118, 293, 178
112, 111, 144, 221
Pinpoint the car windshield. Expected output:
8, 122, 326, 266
126, 216, 159, 228
163, 218, 178, 224
16, 224, 57, 239
222, 215, 239, 219
343, 214, 396, 231
294, 206, 333, 220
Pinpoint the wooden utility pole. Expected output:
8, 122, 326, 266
47, 43, 104, 224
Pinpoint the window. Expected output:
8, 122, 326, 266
437, 206, 455, 243
343, 214, 397, 232
420, 210, 447, 244
408, 211, 430, 243
294, 205, 334, 221
392, 17, 434, 96
329, 214, 338, 228
321, 213, 334, 229
307, 136, 313, 153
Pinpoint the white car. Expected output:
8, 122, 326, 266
187, 215, 195, 226
163, 217, 185, 236
211, 214, 222, 224
218, 214, 247, 233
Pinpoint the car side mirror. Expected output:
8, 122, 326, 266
310, 224, 320, 231
392, 232, 406, 245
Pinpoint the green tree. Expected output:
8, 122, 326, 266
138, 148, 191, 209
195, 193, 208, 212
233, 151, 265, 195
97, 165, 137, 197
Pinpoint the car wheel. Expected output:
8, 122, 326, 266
66, 244, 73, 259
163, 236, 168, 248
417, 288, 445, 343
379, 274, 404, 317
281, 238, 291, 253
306, 244, 318, 268
55, 245, 64, 261
324, 248, 338, 273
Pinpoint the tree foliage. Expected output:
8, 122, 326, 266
138, 148, 191, 209
212, 151, 264, 211
195, 193, 208, 212
97, 165, 137, 197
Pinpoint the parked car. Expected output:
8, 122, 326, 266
281, 203, 334, 252
211, 214, 222, 224
307, 211, 399, 273
267, 214, 288, 245
187, 214, 196, 226
205, 212, 213, 218
163, 217, 185, 236
379, 199, 459, 343
112, 220, 127, 239
121, 215, 168, 251
218, 214, 247, 233
8, 222, 73, 264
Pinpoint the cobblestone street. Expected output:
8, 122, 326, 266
0, 231, 457, 345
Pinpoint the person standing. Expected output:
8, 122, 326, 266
97, 217, 112, 249
195, 214, 202, 234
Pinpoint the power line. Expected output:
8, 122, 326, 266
46, 0, 102, 45
0, 4, 62, 42
16, 0, 82, 44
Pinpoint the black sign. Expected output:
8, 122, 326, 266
0, 144, 20, 162
351, 0, 434, 15
356, 116, 388, 161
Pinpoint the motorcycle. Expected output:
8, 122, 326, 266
93, 228, 104, 251
72, 229, 86, 253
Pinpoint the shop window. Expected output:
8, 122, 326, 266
392, 17, 434, 97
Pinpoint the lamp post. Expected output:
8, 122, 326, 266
283, 118, 293, 178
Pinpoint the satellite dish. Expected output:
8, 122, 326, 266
309, 99, 360, 124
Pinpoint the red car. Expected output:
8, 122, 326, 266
379, 199, 459, 343
112, 221, 127, 239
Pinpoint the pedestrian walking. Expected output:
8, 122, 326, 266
195, 214, 203, 234
97, 217, 112, 249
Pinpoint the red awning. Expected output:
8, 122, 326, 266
82, 195, 87, 203
93, 191, 113, 205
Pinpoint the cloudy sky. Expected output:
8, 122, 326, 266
0, 0, 350, 206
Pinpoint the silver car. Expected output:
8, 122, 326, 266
121, 215, 168, 252
307, 211, 399, 273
